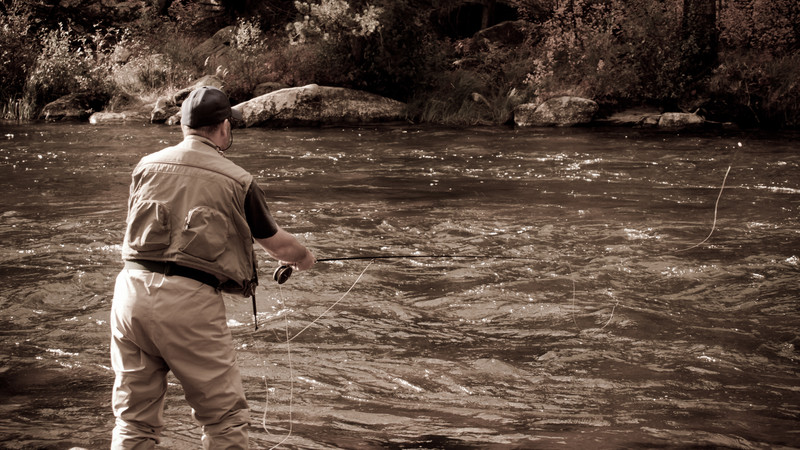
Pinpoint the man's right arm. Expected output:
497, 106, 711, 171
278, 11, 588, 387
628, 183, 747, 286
255, 228, 315, 271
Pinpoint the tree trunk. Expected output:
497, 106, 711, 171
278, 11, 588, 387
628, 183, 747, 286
682, 0, 718, 75
155, 0, 173, 15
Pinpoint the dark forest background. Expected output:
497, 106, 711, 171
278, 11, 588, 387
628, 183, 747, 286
1, 0, 798, 127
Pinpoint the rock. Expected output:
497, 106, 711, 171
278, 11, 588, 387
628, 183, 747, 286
597, 107, 662, 127
89, 110, 150, 125
111, 46, 132, 65
195, 26, 237, 60
39, 92, 108, 122
473, 20, 529, 47
175, 75, 225, 103
236, 84, 407, 128
253, 82, 290, 98
514, 96, 598, 127
150, 97, 179, 124
658, 112, 704, 129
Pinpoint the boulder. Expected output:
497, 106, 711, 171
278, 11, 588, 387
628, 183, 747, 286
514, 96, 598, 127
253, 82, 290, 98
658, 112, 704, 129
195, 26, 237, 60
39, 92, 109, 122
596, 107, 662, 127
89, 110, 150, 125
235, 84, 407, 128
150, 97, 179, 124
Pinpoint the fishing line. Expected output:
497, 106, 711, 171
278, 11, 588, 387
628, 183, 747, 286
252, 283, 294, 449
255, 261, 372, 448
570, 157, 735, 331
671, 164, 732, 253
286, 260, 373, 342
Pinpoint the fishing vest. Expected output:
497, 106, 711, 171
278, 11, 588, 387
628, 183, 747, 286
121, 135, 258, 297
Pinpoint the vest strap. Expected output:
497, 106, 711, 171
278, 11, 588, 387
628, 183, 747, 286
125, 260, 220, 289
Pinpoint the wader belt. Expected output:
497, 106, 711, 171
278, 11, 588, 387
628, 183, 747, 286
125, 260, 220, 289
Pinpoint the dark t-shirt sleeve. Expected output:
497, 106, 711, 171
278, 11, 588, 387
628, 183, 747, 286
244, 182, 279, 239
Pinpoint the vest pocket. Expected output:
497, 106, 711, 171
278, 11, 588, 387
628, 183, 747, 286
126, 200, 171, 251
179, 207, 229, 262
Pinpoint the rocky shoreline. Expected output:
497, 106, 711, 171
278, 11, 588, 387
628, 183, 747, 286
34, 23, 735, 132
41, 77, 721, 131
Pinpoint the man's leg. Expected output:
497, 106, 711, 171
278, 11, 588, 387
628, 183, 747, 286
154, 277, 250, 449
110, 271, 170, 450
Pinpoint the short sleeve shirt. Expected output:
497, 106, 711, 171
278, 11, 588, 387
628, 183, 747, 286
244, 182, 279, 239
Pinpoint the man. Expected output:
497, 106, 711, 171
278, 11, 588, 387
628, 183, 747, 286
110, 86, 315, 449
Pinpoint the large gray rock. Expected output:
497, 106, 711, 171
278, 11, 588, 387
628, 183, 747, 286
89, 110, 150, 125
514, 96, 598, 127
235, 84, 406, 127
195, 26, 237, 60
40, 92, 109, 122
658, 112, 705, 128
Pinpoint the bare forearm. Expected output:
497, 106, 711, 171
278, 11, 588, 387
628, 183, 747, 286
255, 228, 315, 270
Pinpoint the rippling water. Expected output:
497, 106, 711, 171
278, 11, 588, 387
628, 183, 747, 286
0, 123, 798, 449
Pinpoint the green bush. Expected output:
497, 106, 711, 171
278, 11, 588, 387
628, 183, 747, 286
708, 51, 800, 127
0, 2, 38, 118
524, 0, 689, 106
214, 17, 274, 102
281, 0, 442, 101
23, 24, 112, 114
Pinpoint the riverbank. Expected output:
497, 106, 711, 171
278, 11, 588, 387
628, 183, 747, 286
2, 1, 799, 129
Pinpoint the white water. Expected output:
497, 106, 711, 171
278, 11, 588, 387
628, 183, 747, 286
0, 123, 798, 449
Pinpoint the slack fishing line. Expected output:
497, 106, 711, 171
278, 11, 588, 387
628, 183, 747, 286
254, 262, 372, 449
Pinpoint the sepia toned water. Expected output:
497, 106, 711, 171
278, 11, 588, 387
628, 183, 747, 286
0, 123, 798, 449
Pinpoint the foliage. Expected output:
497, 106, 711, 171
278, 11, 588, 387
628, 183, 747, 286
2, 0, 799, 127
523, 0, 689, 105
215, 17, 274, 102
281, 0, 443, 101
718, 0, 800, 56
23, 23, 113, 115
708, 51, 800, 127
0, 1, 38, 118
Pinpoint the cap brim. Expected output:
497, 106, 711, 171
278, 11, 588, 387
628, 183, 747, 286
231, 107, 243, 122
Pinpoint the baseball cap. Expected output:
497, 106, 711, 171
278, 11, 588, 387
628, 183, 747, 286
181, 86, 243, 128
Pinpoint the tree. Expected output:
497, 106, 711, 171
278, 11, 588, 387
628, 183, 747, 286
681, 0, 718, 77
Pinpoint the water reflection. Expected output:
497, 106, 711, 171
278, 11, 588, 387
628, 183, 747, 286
0, 123, 798, 449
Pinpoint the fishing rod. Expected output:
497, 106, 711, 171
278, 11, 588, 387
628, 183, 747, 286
272, 254, 538, 284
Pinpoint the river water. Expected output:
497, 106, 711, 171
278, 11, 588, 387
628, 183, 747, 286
0, 123, 798, 449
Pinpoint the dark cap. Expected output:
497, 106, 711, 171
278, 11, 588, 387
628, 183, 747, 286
181, 86, 243, 128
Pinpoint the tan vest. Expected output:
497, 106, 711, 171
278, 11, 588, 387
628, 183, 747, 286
121, 135, 257, 296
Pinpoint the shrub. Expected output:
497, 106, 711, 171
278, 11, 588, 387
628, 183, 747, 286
719, 0, 800, 56
708, 51, 800, 127
214, 17, 274, 102
0, 2, 38, 118
23, 24, 112, 114
282, 0, 442, 101
525, 0, 689, 106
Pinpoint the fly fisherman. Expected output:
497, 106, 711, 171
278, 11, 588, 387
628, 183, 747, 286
110, 86, 315, 449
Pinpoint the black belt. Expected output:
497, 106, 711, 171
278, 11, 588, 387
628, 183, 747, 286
125, 260, 220, 289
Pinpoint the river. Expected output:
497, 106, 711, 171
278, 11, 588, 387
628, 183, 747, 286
0, 123, 798, 449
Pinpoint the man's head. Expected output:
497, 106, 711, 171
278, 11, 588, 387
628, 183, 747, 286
181, 86, 242, 129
